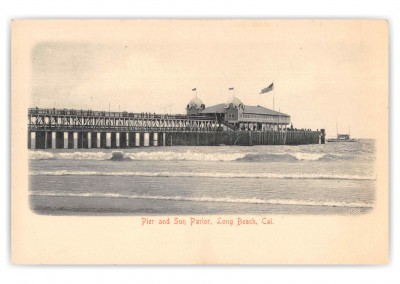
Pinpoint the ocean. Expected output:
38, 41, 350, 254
29, 139, 376, 215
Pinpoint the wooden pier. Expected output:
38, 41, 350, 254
28, 108, 325, 149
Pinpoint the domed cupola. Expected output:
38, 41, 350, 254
187, 97, 205, 110
225, 96, 244, 109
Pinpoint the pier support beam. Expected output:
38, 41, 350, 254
129, 132, 135, 147
77, 132, 86, 148
35, 132, 46, 149
28, 131, 31, 149
125, 133, 129, 148
153, 133, 158, 146
101, 132, 107, 148
144, 133, 149, 147
87, 132, 91, 149
46, 132, 52, 149
90, 132, 96, 148
44, 132, 48, 149
43, 132, 47, 149
30, 132, 36, 150
135, 133, 140, 147
64, 132, 69, 149
96, 133, 101, 148
163, 133, 166, 146
51, 132, 56, 149
119, 132, 127, 148
106, 133, 111, 148
116, 132, 120, 148
111, 133, 117, 148
73, 132, 78, 149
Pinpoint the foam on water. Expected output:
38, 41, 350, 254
31, 191, 373, 208
290, 152, 325, 161
28, 141, 376, 215
30, 170, 376, 180
29, 150, 352, 162
29, 151, 112, 160
28, 150, 246, 162
125, 151, 246, 161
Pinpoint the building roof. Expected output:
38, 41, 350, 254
201, 103, 226, 114
187, 97, 204, 109
201, 103, 289, 117
225, 96, 243, 108
243, 105, 289, 117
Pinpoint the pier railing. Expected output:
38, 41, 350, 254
28, 108, 218, 133
27, 108, 325, 149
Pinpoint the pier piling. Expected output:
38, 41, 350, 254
27, 108, 324, 149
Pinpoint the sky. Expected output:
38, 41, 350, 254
30, 20, 388, 138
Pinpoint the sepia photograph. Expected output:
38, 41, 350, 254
11, 19, 388, 264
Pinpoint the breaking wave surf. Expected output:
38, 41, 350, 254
28, 150, 246, 161
28, 150, 351, 162
126, 151, 246, 161
29, 151, 111, 160
30, 191, 373, 208
29, 170, 376, 181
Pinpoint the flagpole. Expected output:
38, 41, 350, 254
260, 82, 274, 110
228, 87, 234, 100
278, 108, 280, 130
273, 92, 275, 111
273, 82, 275, 111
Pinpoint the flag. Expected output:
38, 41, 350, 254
229, 87, 234, 90
192, 88, 196, 91
260, 82, 274, 94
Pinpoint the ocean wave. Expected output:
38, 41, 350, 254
29, 170, 376, 180
238, 152, 351, 162
29, 151, 112, 160
290, 152, 325, 161
238, 153, 298, 162
30, 191, 373, 208
125, 151, 246, 162
29, 150, 352, 162
318, 153, 354, 161
28, 150, 246, 162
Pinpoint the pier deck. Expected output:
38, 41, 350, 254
28, 108, 325, 149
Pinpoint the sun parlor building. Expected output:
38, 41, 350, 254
186, 96, 291, 131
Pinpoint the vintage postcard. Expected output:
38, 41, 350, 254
11, 19, 388, 264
